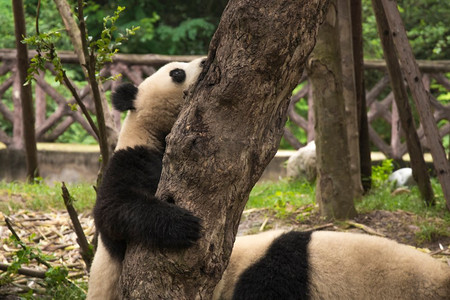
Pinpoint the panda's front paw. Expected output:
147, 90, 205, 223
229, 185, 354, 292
157, 208, 203, 249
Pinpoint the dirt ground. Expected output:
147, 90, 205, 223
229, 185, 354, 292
238, 206, 450, 252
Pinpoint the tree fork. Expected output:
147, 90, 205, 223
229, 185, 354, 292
121, 0, 329, 298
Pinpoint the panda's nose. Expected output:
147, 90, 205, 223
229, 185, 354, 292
183, 90, 188, 97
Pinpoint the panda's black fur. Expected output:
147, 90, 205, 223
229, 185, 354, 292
94, 145, 201, 260
88, 57, 206, 300
213, 230, 450, 300
233, 231, 311, 300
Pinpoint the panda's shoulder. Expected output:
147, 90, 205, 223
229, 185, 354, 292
100, 146, 163, 194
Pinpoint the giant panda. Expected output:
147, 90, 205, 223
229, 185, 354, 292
87, 57, 206, 300
213, 230, 450, 300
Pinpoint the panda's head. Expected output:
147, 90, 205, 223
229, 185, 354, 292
112, 57, 206, 151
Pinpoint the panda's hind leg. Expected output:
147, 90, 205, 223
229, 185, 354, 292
87, 235, 121, 300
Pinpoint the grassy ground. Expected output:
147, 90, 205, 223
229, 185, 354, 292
0, 180, 96, 213
1, 176, 449, 224
1, 176, 449, 244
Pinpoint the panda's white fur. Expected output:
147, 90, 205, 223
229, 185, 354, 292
213, 230, 450, 300
87, 57, 205, 300
87, 236, 122, 299
115, 59, 205, 152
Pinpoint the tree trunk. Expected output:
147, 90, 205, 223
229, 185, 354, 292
351, 0, 372, 192
337, 0, 363, 200
120, 0, 329, 298
307, 0, 357, 220
12, 0, 39, 180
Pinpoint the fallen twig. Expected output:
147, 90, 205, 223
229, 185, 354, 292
0, 262, 46, 279
302, 223, 334, 232
346, 220, 385, 237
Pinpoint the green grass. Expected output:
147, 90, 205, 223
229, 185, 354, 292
0, 180, 96, 213
356, 179, 450, 219
1, 176, 449, 230
247, 179, 315, 209
248, 177, 449, 219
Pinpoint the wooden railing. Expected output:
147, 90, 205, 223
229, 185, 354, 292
0, 48, 449, 160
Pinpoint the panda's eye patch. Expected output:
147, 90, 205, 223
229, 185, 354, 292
170, 68, 186, 83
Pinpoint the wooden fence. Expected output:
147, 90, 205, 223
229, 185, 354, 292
0, 48, 449, 160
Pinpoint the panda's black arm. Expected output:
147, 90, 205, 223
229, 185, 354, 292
94, 146, 202, 249
95, 193, 202, 249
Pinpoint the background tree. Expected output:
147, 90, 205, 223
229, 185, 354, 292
120, 0, 330, 298
307, 0, 357, 219
12, 0, 39, 181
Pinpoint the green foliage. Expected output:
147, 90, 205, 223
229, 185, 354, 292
362, 0, 383, 59
93, 6, 140, 78
23, 6, 139, 84
362, 0, 450, 59
82, 0, 226, 55
0, 0, 72, 49
371, 159, 394, 188
399, 0, 450, 59
23, 31, 65, 84
0, 1, 18, 48
152, 18, 215, 55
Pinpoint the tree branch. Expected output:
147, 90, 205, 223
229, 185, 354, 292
61, 182, 93, 270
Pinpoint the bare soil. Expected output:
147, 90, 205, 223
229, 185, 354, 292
238, 206, 450, 251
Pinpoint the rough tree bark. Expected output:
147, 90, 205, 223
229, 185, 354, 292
307, 0, 357, 219
12, 0, 39, 180
121, 0, 329, 298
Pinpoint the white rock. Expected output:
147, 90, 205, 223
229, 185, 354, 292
388, 167, 416, 187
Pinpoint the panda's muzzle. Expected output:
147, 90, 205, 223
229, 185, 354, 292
170, 68, 186, 83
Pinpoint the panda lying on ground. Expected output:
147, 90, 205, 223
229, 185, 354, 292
213, 230, 450, 300
87, 57, 206, 300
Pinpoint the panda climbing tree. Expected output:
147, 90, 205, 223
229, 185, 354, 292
119, 0, 330, 298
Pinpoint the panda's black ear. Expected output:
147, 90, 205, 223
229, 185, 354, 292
169, 68, 186, 83
112, 83, 138, 112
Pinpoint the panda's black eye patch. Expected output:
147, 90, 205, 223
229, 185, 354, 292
170, 68, 186, 83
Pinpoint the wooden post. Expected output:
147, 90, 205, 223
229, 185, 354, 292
338, 0, 363, 199
351, 0, 372, 191
377, 0, 447, 207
